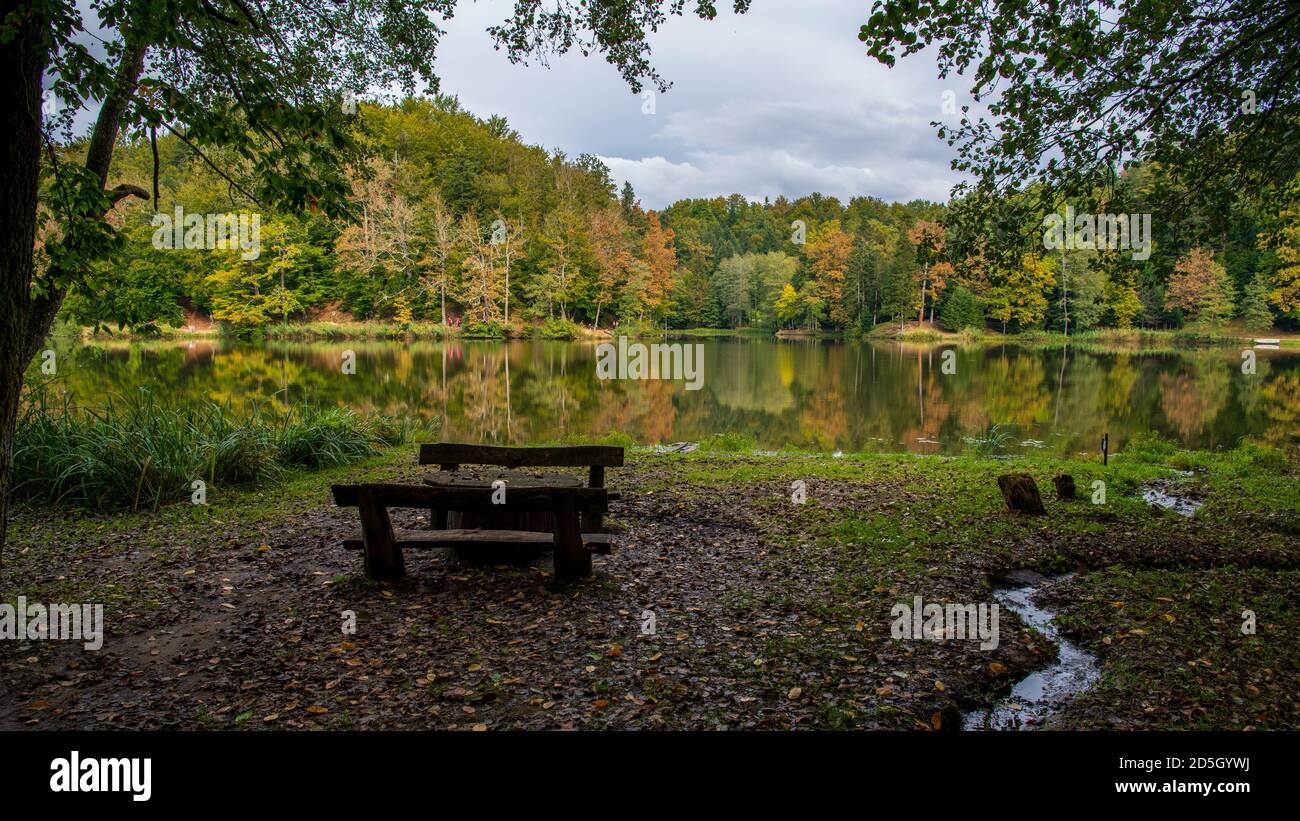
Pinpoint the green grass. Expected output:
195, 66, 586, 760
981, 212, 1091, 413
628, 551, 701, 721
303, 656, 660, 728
14, 383, 430, 512
264, 320, 457, 340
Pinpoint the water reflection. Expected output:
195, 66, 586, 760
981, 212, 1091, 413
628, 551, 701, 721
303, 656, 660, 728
35, 338, 1300, 455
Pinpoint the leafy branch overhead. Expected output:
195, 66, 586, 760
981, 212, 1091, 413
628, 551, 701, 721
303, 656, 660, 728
860, 0, 1300, 217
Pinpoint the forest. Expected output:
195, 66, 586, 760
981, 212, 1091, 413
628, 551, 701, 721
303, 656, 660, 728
59, 95, 1300, 339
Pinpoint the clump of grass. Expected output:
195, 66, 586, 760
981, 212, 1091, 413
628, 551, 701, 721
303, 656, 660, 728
536, 318, 583, 339
272, 406, 380, 468
14, 385, 414, 512
960, 424, 1014, 458
592, 430, 637, 450
697, 431, 758, 453
461, 320, 507, 339
1120, 430, 1178, 463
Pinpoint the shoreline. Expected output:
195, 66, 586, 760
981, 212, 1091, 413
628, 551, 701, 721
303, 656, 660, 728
51, 320, 1300, 351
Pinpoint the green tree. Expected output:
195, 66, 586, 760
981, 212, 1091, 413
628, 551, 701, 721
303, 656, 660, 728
940, 286, 982, 331
1240, 272, 1275, 332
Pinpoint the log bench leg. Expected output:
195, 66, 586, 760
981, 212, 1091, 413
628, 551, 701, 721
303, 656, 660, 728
583, 465, 605, 534
552, 493, 591, 578
430, 508, 448, 530
359, 490, 405, 580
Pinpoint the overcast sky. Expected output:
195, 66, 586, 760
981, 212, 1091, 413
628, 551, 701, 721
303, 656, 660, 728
434, 0, 972, 209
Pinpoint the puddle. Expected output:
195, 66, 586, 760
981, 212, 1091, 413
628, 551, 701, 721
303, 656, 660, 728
964, 571, 1100, 731
1140, 474, 1204, 517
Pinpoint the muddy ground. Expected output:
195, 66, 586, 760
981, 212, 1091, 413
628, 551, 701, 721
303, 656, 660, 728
2, 446, 1296, 730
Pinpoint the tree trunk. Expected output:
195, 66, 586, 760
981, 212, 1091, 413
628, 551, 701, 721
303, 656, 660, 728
0, 10, 49, 564
1061, 247, 1069, 338
918, 262, 928, 323
0, 27, 146, 559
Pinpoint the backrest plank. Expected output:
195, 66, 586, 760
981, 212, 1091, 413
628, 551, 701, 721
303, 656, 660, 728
419, 443, 624, 468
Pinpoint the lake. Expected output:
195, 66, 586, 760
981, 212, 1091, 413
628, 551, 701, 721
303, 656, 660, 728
34, 337, 1300, 456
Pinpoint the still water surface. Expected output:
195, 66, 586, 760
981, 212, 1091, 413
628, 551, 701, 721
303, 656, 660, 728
38, 338, 1300, 456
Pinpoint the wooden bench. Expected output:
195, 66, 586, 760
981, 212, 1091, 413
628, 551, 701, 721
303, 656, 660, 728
418, 443, 624, 534
332, 483, 610, 581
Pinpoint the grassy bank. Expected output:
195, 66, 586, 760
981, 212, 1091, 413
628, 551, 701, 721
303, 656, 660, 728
54, 316, 1300, 352
13, 386, 428, 512
1, 431, 1295, 730
867, 322, 1300, 351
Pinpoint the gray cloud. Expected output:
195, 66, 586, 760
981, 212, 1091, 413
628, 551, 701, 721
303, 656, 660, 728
436, 0, 979, 208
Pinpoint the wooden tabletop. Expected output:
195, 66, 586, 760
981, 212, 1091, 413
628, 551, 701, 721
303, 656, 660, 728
421, 470, 584, 489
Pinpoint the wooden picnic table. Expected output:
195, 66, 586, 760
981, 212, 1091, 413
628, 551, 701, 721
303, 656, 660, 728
332, 444, 622, 581
422, 469, 583, 539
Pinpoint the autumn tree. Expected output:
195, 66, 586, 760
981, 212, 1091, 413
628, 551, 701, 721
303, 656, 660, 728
588, 205, 634, 328
1167, 247, 1235, 327
457, 214, 503, 323
804, 220, 854, 327
641, 211, 677, 327
418, 190, 457, 324
907, 219, 946, 323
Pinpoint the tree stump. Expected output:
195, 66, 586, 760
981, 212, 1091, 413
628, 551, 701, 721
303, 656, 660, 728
997, 473, 1046, 514
1053, 474, 1076, 500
